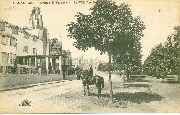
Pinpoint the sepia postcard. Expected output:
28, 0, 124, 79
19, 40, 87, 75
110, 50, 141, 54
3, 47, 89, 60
0, 0, 180, 113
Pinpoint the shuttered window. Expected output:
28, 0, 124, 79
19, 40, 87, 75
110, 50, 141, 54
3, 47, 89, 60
0, 22, 5, 31
1, 35, 8, 45
1, 52, 9, 63
23, 46, 28, 53
12, 26, 18, 35
33, 48, 37, 54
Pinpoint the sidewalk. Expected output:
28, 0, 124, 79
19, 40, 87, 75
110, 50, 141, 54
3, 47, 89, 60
0, 81, 58, 91
0, 74, 77, 91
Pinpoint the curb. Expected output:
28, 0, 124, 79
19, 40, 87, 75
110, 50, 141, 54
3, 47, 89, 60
0, 80, 61, 91
0, 79, 80, 92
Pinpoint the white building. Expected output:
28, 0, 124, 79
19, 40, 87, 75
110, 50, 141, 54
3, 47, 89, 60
0, 7, 63, 74
71, 56, 100, 75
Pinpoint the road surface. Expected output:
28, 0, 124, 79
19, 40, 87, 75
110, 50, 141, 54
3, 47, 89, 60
0, 71, 180, 113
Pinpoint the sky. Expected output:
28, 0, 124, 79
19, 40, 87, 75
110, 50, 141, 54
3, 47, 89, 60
0, 0, 179, 63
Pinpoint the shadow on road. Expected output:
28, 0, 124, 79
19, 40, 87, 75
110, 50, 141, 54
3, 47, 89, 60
89, 91, 163, 104
90, 92, 110, 98
112, 82, 152, 89
113, 92, 164, 104
124, 83, 151, 88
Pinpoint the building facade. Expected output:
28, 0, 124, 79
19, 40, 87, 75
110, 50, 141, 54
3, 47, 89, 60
0, 7, 65, 75
72, 57, 81, 68
49, 38, 62, 74
72, 56, 100, 75
61, 50, 73, 78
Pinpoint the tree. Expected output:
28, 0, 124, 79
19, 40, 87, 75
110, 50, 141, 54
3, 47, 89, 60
67, 0, 145, 103
144, 26, 180, 79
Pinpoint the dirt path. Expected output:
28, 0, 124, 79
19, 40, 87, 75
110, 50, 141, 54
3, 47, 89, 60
0, 76, 180, 113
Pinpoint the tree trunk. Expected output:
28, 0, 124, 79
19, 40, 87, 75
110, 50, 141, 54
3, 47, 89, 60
109, 53, 113, 103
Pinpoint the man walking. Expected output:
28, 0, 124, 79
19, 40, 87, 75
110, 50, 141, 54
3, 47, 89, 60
89, 65, 93, 77
76, 66, 81, 80
95, 75, 103, 98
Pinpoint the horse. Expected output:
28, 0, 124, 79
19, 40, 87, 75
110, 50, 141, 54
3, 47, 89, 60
80, 71, 104, 96
80, 70, 92, 96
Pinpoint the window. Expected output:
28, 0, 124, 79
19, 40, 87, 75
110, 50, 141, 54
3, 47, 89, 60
24, 31, 29, 39
7, 53, 9, 63
10, 37, 17, 47
30, 57, 35, 66
10, 53, 13, 64
10, 38, 13, 46
33, 48, 37, 54
0, 22, 5, 31
36, 18, 40, 29
33, 35, 37, 42
15, 43, 17, 48
23, 46, 28, 53
1, 52, 6, 63
1, 52, 9, 63
38, 30, 43, 40
1, 36, 8, 45
13, 54, 16, 64
12, 26, 18, 35
23, 58, 29, 65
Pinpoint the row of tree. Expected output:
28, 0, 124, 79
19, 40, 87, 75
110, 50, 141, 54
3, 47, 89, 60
143, 27, 180, 77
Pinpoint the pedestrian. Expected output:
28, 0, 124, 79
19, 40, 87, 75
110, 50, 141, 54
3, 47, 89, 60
95, 75, 102, 98
76, 66, 81, 80
89, 65, 93, 77
76, 69, 81, 80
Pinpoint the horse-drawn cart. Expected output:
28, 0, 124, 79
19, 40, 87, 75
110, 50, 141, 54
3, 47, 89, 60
81, 70, 105, 96
81, 70, 96, 85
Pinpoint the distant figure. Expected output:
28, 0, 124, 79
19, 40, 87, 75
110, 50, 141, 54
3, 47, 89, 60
89, 65, 93, 77
82, 73, 90, 96
77, 70, 81, 80
76, 66, 81, 80
95, 75, 104, 98
62, 65, 66, 80
13, 58, 17, 74
48, 63, 52, 74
